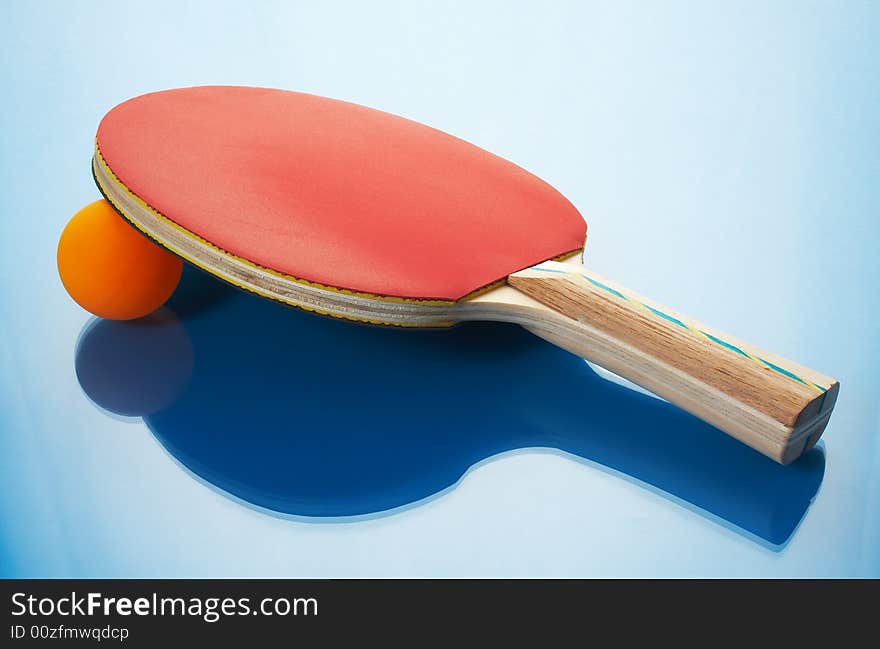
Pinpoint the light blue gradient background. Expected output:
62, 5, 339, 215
1, 0, 878, 577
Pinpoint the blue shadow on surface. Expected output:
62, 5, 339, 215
74, 266, 825, 547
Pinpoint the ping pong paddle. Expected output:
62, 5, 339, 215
88, 86, 838, 464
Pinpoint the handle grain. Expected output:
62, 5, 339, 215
505, 261, 839, 464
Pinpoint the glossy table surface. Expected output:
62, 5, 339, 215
2, 1, 878, 577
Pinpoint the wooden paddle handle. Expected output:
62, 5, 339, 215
507, 261, 839, 464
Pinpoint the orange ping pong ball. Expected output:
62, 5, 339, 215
57, 200, 183, 320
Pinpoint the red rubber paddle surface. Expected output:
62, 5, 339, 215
97, 86, 586, 300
